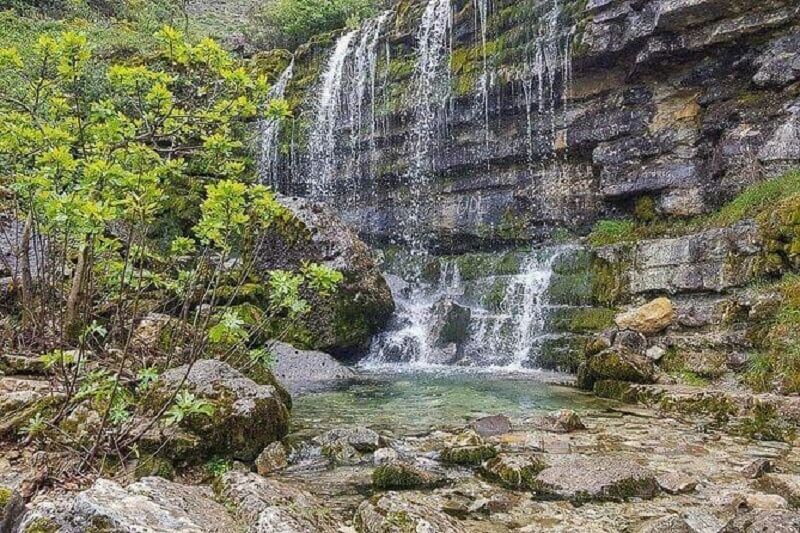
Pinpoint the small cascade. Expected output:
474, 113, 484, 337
306, 13, 392, 198
364, 248, 564, 370
258, 59, 294, 189
475, 0, 491, 150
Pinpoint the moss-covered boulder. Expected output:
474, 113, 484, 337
439, 430, 497, 466
254, 196, 394, 358
355, 492, 463, 533
372, 462, 443, 490
480, 454, 547, 489
585, 348, 658, 386
150, 360, 290, 461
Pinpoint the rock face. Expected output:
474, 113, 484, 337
17, 477, 240, 532
151, 360, 290, 461
269, 341, 355, 393
270, 0, 800, 251
255, 196, 394, 357
615, 298, 675, 335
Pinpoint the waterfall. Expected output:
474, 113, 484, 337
306, 13, 392, 198
308, 30, 357, 197
476, 0, 491, 150
258, 59, 294, 189
364, 249, 563, 370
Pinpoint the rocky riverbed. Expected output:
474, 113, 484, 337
3, 372, 799, 532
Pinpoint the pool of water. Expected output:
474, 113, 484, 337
291, 369, 610, 436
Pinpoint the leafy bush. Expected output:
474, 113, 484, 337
247, 0, 379, 50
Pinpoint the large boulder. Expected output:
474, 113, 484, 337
17, 477, 240, 532
215, 471, 340, 532
354, 492, 464, 533
586, 348, 658, 385
255, 196, 394, 357
615, 298, 675, 335
269, 341, 355, 393
533, 456, 659, 502
149, 360, 290, 461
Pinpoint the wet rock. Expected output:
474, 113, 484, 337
255, 442, 288, 476
372, 462, 443, 490
215, 470, 339, 532
533, 456, 659, 502
151, 360, 290, 461
440, 430, 497, 466
759, 473, 800, 508
18, 477, 240, 532
742, 458, 773, 479
469, 415, 511, 437
635, 515, 693, 533
532, 410, 586, 433
315, 427, 383, 453
656, 472, 697, 494
254, 196, 394, 357
479, 454, 547, 489
430, 297, 471, 347
731, 509, 800, 532
354, 492, 463, 533
615, 298, 675, 335
269, 341, 354, 394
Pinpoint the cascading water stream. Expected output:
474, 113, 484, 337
258, 59, 294, 189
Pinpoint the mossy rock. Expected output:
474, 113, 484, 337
372, 462, 443, 490
480, 454, 547, 489
548, 307, 616, 334
133, 454, 175, 481
440, 430, 497, 466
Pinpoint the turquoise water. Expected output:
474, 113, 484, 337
291, 370, 609, 435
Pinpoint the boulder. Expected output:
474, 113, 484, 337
587, 348, 658, 384
615, 298, 675, 335
254, 196, 394, 357
150, 360, 290, 461
372, 462, 443, 490
533, 456, 659, 502
215, 471, 340, 532
440, 430, 497, 466
731, 509, 800, 532
255, 442, 288, 476
17, 477, 240, 532
532, 410, 586, 433
315, 427, 383, 453
269, 341, 355, 394
480, 454, 547, 489
469, 415, 512, 437
430, 298, 471, 346
759, 474, 800, 508
354, 492, 463, 533
656, 472, 697, 494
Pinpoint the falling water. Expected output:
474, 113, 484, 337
364, 249, 563, 370
258, 59, 294, 189
476, 0, 491, 150
308, 30, 357, 197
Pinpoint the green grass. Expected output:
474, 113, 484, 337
588, 170, 800, 246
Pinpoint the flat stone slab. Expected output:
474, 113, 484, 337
534, 456, 659, 502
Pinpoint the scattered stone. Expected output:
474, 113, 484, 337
315, 427, 384, 453
372, 462, 443, 490
533, 456, 659, 502
255, 442, 288, 476
758, 473, 800, 508
731, 509, 800, 532
615, 298, 675, 335
152, 360, 290, 461
354, 492, 463, 533
532, 410, 586, 433
656, 472, 697, 494
373, 447, 399, 466
479, 454, 547, 489
469, 415, 511, 437
635, 515, 693, 533
745, 492, 788, 510
742, 458, 773, 479
440, 430, 497, 466
321, 441, 361, 466
216, 470, 339, 531
645, 345, 666, 362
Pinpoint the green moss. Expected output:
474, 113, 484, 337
633, 196, 657, 223
24, 517, 58, 533
0, 486, 12, 506
440, 444, 497, 466
590, 255, 629, 307
372, 463, 437, 490
734, 403, 796, 443
549, 307, 615, 333
480, 455, 546, 489
134, 454, 175, 481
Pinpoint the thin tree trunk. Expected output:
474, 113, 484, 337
18, 213, 34, 325
65, 238, 91, 338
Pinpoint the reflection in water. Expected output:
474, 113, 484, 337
291, 370, 608, 435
